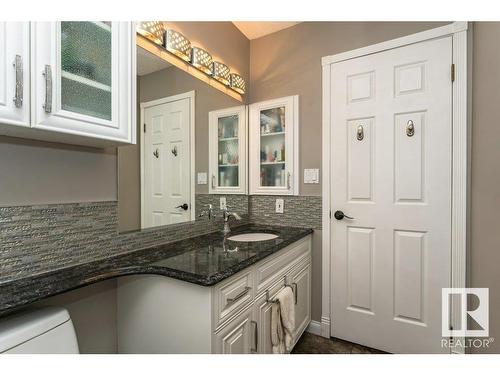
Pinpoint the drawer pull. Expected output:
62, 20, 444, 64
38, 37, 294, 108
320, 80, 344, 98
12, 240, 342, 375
292, 282, 298, 305
251, 320, 258, 353
227, 286, 251, 304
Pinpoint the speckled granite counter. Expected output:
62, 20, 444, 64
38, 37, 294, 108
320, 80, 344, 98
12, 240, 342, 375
0, 224, 312, 316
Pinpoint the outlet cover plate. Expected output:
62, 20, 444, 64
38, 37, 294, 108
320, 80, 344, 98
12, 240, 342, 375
197, 172, 207, 184
275, 198, 284, 214
220, 197, 227, 210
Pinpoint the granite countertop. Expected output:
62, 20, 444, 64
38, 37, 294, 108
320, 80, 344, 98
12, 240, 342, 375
0, 224, 312, 316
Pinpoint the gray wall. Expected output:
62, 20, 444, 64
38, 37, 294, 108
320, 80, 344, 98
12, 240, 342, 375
470, 22, 500, 353
118, 67, 241, 232
249, 21, 448, 196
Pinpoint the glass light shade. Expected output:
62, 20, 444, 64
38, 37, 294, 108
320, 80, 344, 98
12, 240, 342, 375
164, 29, 191, 62
190, 47, 213, 74
230, 73, 246, 94
212, 61, 231, 86
136, 21, 164, 45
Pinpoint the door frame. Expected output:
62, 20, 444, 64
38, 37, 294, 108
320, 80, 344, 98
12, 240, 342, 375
321, 22, 470, 354
140, 90, 196, 228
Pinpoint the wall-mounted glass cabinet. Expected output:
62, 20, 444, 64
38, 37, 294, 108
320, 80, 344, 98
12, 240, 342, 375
209, 105, 247, 194
249, 95, 299, 195
31, 22, 135, 145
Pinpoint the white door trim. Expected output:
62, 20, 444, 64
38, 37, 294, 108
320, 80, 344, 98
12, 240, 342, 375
140, 90, 196, 228
321, 22, 469, 354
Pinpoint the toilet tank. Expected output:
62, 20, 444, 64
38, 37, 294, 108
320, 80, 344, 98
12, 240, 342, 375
0, 307, 79, 354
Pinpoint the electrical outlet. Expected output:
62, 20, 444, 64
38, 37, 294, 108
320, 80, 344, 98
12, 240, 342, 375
275, 198, 284, 214
220, 197, 227, 210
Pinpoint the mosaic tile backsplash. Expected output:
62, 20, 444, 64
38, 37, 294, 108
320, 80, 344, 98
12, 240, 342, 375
0, 194, 320, 283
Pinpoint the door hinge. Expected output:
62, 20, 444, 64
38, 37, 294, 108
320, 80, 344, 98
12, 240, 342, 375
329, 210, 331, 219
143, 123, 146, 133
451, 64, 455, 82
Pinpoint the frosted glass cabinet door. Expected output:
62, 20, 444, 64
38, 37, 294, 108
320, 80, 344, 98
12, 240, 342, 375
32, 22, 135, 145
209, 106, 247, 194
249, 96, 299, 195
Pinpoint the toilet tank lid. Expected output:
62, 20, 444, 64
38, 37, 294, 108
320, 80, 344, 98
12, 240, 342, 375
0, 307, 71, 352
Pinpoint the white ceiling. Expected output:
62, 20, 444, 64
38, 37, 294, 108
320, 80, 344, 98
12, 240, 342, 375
232, 22, 299, 40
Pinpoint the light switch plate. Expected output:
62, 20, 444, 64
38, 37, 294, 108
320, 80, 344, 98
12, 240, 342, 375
275, 198, 284, 214
197, 172, 207, 185
304, 168, 320, 184
220, 197, 227, 210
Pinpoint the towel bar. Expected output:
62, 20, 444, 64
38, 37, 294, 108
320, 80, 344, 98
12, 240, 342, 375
265, 275, 293, 303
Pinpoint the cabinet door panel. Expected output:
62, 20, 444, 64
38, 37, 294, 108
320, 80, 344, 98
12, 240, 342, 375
289, 261, 311, 340
214, 306, 254, 354
0, 22, 30, 128
32, 22, 134, 144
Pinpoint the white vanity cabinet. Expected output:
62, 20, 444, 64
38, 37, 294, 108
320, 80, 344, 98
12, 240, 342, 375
116, 235, 312, 354
0, 22, 30, 128
0, 22, 136, 147
209, 105, 247, 194
249, 95, 299, 195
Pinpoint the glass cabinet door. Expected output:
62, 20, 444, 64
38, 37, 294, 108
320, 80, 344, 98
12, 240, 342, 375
60, 22, 112, 121
259, 106, 286, 187
209, 106, 247, 194
33, 22, 133, 145
249, 95, 298, 195
217, 115, 240, 187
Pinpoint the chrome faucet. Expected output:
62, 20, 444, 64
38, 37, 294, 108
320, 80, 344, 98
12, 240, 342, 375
222, 206, 241, 235
199, 204, 215, 220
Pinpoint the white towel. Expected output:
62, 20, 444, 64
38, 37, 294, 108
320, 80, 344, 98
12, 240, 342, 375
271, 286, 296, 354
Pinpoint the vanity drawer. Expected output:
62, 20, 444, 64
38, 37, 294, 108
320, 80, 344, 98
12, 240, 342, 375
255, 235, 311, 294
212, 269, 254, 329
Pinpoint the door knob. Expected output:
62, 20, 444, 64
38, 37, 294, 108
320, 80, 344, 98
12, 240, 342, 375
334, 210, 354, 220
176, 203, 189, 211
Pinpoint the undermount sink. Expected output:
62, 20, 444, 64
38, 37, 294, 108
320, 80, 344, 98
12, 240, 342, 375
227, 233, 279, 242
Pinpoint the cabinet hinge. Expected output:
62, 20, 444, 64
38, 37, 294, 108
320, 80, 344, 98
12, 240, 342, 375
143, 123, 146, 133
451, 64, 455, 83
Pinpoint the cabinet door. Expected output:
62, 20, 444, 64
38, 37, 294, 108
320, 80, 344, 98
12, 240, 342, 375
32, 22, 134, 145
214, 305, 255, 354
249, 95, 299, 195
289, 261, 311, 341
0, 22, 30, 128
209, 105, 247, 194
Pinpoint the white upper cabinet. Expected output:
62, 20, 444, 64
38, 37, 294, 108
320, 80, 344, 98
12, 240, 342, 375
249, 95, 299, 195
0, 22, 30, 128
209, 105, 247, 194
32, 22, 135, 146
0, 22, 135, 147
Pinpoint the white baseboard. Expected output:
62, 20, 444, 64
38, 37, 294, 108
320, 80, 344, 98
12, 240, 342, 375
306, 320, 322, 336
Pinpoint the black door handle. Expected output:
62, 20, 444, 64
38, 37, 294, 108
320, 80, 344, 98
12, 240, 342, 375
334, 210, 354, 220
176, 203, 189, 211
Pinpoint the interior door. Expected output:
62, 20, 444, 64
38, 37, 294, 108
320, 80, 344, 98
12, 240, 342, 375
143, 96, 191, 227
330, 36, 452, 353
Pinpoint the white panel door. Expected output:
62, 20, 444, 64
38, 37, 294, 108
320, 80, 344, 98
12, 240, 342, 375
331, 36, 452, 353
0, 22, 30, 128
143, 97, 191, 227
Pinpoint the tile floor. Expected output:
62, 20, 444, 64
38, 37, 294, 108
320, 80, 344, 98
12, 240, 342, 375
291, 332, 386, 354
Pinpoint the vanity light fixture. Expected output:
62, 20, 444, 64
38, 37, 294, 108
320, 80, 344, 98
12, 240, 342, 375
230, 73, 246, 95
190, 47, 213, 75
164, 29, 191, 62
211, 61, 231, 86
136, 21, 165, 45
